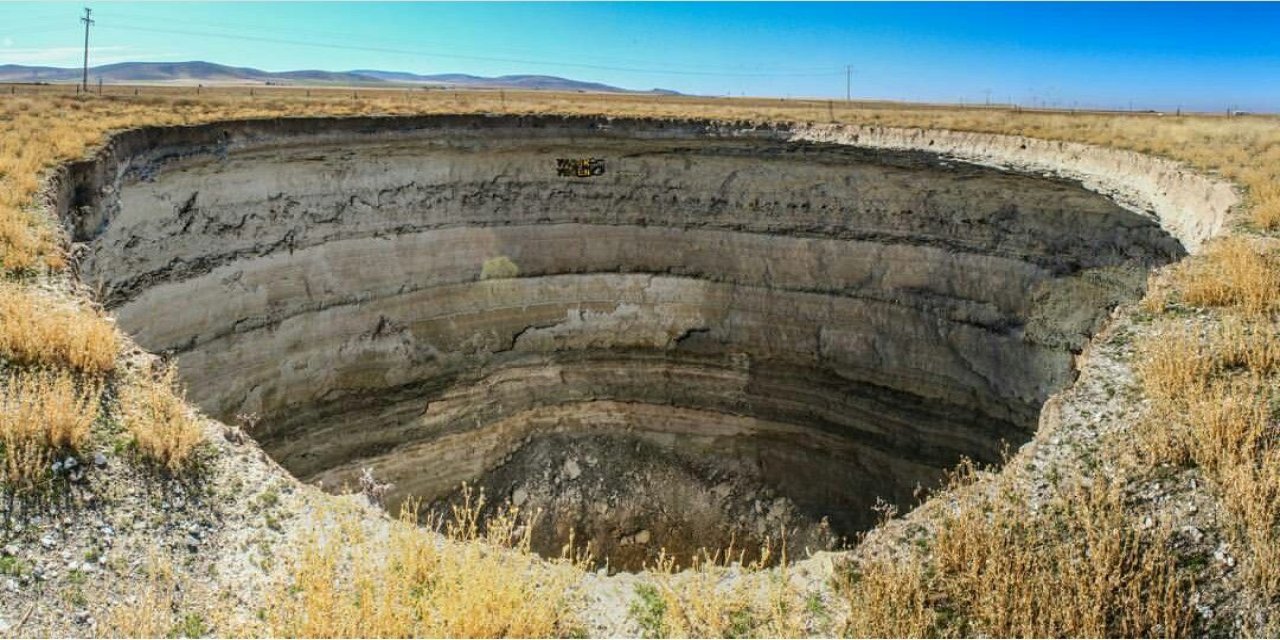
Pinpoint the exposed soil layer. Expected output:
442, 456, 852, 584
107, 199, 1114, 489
62, 115, 1186, 569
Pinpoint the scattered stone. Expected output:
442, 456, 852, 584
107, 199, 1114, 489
186, 536, 200, 553
767, 498, 787, 521
633, 529, 651, 544
360, 467, 393, 508
512, 488, 528, 507
1215, 546, 1237, 568
94, 452, 108, 468
73, 611, 93, 626
64, 456, 78, 469
564, 458, 582, 480
712, 483, 732, 500
39, 535, 55, 549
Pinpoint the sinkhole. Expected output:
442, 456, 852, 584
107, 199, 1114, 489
61, 115, 1185, 571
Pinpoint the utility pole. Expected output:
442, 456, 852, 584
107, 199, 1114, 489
80, 7, 94, 92
845, 65, 852, 102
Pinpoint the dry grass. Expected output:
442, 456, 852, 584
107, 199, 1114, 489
839, 556, 934, 638
0, 368, 100, 491
1135, 313, 1280, 621
1176, 236, 1280, 316
0, 282, 119, 375
258, 490, 583, 638
838, 466, 1193, 638
118, 366, 205, 472
631, 543, 819, 638
103, 553, 183, 637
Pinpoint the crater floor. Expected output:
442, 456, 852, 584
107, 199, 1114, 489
69, 115, 1183, 568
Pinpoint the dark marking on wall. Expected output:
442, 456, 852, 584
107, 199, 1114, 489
556, 157, 605, 178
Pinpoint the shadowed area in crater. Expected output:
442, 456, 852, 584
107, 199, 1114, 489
66, 115, 1183, 570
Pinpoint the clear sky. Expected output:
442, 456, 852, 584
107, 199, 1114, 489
1, 2, 1276, 112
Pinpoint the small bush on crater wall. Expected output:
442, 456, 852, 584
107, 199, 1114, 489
481, 255, 520, 280
119, 366, 205, 472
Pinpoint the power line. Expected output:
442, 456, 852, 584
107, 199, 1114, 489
98, 8, 840, 75
80, 7, 94, 91
96, 22, 844, 79
0, 20, 81, 36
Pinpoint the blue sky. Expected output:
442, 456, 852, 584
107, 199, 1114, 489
1, 2, 1276, 112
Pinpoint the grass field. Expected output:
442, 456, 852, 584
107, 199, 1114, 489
2, 84, 1279, 636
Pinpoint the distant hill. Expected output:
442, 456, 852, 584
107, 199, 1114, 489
352, 70, 635, 93
0, 61, 677, 94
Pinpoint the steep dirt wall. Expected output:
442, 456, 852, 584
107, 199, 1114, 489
56, 115, 1230, 567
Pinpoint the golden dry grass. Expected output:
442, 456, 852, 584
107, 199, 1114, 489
257, 492, 584, 638
1135, 313, 1280, 619
632, 544, 818, 638
1176, 237, 1280, 316
0, 368, 100, 490
103, 553, 184, 637
838, 467, 1192, 638
838, 556, 934, 637
0, 282, 119, 375
118, 366, 205, 472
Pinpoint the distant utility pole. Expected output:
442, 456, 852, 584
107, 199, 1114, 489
80, 7, 94, 92
845, 65, 852, 102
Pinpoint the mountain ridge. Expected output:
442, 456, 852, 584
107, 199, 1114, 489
0, 60, 678, 94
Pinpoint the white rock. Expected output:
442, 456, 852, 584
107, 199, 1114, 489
564, 458, 582, 480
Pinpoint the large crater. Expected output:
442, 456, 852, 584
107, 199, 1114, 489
63, 115, 1186, 570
